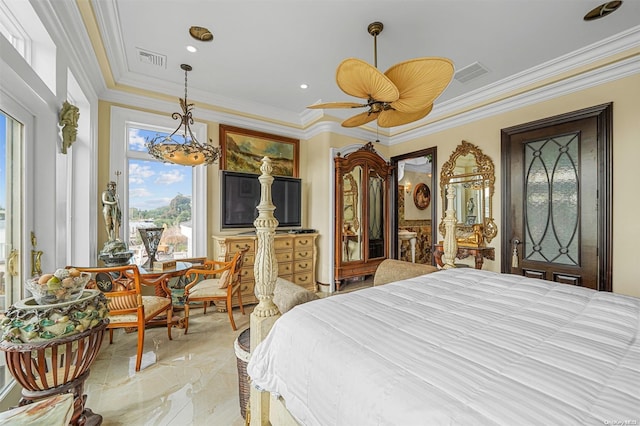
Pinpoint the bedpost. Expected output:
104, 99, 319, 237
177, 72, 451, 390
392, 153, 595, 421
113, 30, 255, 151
250, 156, 281, 425
442, 184, 458, 269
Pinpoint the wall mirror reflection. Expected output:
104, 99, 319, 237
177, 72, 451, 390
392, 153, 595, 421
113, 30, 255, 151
342, 169, 362, 261
439, 141, 497, 246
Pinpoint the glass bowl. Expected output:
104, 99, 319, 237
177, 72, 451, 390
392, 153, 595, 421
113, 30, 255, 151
26, 271, 91, 305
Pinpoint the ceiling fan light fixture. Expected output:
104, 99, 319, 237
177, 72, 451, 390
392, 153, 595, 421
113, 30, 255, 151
307, 21, 454, 128
146, 64, 221, 166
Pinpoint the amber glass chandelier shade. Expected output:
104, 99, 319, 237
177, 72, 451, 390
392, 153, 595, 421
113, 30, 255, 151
147, 138, 220, 166
146, 64, 221, 166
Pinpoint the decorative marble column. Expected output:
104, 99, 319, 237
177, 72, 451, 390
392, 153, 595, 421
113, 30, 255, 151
442, 184, 458, 269
250, 157, 281, 425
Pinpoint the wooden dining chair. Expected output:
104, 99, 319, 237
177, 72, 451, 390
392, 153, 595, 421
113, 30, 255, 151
72, 264, 173, 372
182, 247, 249, 332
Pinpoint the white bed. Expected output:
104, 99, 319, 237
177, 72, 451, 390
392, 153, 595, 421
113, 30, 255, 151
248, 268, 640, 425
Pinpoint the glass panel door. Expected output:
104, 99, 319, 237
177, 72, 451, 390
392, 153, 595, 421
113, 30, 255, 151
0, 109, 23, 393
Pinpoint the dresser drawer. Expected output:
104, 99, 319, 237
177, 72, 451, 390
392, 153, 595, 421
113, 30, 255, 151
240, 280, 254, 296
274, 238, 294, 251
279, 262, 293, 275
295, 237, 314, 249
276, 251, 294, 263
229, 240, 255, 254
240, 267, 255, 281
294, 260, 312, 273
294, 249, 313, 261
241, 252, 255, 266
293, 272, 315, 288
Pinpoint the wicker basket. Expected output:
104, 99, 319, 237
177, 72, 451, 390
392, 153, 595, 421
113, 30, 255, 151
234, 328, 251, 420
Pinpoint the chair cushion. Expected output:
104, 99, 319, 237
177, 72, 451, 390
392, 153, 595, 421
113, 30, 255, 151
142, 296, 172, 319
109, 296, 171, 324
218, 270, 231, 289
189, 279, 228, 298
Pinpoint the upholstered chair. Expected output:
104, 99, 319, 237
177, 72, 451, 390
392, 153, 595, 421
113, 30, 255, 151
183, 247, 249, 332
73, 264, 173, 372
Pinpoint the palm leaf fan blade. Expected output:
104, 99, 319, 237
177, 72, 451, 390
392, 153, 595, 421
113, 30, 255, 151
307, 102, 367, 109
341, 111, 378, 128
336, 58, 399, 102
377, 104, 433, 128
385, 58, 454, 113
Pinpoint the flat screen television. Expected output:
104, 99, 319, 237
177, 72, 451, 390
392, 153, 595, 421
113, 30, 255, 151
221, 170, 302, 229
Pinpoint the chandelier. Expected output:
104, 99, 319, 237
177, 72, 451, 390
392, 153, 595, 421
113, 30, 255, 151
146, 64, 220, 166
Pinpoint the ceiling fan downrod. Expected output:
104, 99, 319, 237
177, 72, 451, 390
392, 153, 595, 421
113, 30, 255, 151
367, 22, 383, 68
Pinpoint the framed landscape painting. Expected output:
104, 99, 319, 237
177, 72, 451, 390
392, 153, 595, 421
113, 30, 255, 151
220, 125, 299, 177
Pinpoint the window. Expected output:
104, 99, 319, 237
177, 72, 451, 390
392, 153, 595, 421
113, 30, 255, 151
0, 1, 56, 93
127, 128, 194, 263
0, 108, 25, 397
110, 107, 207, 262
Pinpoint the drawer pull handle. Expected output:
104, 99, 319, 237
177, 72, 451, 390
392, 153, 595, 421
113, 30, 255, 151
299, 240, 308, 245
299, 277, 308, 281
299, 263, 308, 268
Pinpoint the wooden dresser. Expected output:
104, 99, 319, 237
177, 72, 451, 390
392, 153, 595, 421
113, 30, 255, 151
213, 233, 318, 306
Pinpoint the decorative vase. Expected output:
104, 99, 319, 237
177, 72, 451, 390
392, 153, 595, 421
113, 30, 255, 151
139, 227, 164, 268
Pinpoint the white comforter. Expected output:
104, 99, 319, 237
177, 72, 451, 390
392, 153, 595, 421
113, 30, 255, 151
247, 269, 640, 425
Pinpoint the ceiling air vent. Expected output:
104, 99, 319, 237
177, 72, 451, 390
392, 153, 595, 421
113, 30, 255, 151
136, 48, 166, 68
454, 62, 489, 83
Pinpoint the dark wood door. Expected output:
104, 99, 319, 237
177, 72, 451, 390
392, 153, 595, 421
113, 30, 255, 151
501, 104, 612, 291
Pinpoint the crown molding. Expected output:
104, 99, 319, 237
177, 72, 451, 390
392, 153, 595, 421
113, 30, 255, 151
91, 0, 126, 84
387, 54, 640, 146
71, 0, 640, 147
102, 50, 639, 147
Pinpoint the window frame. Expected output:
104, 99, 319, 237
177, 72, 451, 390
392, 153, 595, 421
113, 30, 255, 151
109, 106, 208, 258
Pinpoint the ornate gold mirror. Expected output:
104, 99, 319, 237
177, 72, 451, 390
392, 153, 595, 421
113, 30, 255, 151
439, 141, 497, 245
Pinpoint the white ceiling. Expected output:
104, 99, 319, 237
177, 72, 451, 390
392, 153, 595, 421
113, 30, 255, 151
89, 0, 639, 131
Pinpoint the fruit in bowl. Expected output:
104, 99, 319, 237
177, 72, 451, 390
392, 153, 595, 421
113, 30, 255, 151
26, 268, 91, 305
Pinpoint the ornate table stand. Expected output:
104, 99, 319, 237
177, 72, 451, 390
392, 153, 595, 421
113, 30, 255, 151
0, 290, 109, 426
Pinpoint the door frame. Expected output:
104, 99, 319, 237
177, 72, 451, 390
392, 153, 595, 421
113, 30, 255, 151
500, 103, 613, 291
391, 146, 438, 263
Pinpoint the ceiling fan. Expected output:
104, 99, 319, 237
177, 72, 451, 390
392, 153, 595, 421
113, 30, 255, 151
308, 22, 454, 128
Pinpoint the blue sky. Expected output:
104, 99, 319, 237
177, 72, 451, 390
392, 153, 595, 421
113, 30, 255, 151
127, 128, 192, 211
0, 114, 6, 209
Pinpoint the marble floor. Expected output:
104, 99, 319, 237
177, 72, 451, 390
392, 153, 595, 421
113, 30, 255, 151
85, 279, 373, 426
85, 306, 251, 426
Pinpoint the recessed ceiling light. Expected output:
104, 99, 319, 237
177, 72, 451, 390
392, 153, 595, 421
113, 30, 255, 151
186, 45, 197, 53
300, 84, 308, 89
584, 1, 623, 21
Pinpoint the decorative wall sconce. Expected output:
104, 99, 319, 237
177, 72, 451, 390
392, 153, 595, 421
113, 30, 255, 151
59, 101, 80, 154
404, 181, 412, 194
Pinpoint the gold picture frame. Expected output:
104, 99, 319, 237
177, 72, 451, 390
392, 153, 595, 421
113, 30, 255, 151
220, 125, 299, 177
